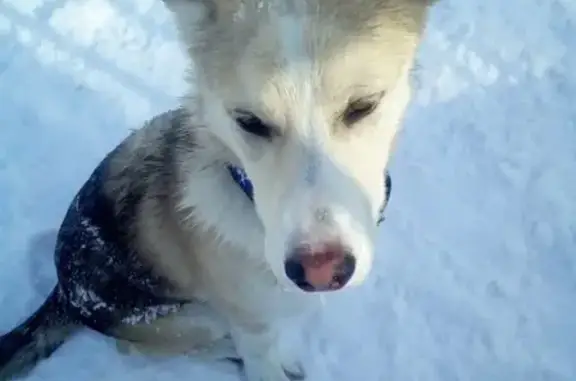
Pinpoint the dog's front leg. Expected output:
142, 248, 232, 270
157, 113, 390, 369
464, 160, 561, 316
231, 322, 305, 381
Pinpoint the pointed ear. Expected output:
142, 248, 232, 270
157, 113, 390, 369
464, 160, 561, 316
162, 0, 242, 47
413, 0, 439, 5
161, 0, 239, 23
162, 0, 215, 20
404, 0, 439, 9
161, 0, 220, 51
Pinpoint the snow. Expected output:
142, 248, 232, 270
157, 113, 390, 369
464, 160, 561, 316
1, 0, 575, 380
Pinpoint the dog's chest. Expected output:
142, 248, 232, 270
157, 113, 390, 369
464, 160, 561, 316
189, 236, 315, 323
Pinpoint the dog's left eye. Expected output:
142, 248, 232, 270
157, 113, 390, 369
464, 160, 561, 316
342, 92, 385, 126
234, 110, 275, 139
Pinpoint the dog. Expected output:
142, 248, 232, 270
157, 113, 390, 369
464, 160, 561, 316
0, 0, 434, 379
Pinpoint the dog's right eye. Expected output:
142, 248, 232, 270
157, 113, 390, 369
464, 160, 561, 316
342, 91, 386, 126
234, 110, 275, 139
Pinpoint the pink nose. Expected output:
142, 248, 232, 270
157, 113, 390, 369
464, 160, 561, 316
284, 244, 356, 292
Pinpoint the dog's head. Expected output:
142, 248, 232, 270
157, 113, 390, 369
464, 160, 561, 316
164, 0, 434, 293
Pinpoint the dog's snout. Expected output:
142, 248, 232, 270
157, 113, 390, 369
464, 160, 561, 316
284, 244, 356, 292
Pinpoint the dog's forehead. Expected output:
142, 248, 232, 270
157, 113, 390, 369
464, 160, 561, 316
233, 8, 419, 110
227, 0, 429, 29
238, 0, 425, 63
196, 0, 426, 115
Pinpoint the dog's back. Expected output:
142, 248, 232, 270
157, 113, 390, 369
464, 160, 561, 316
0, 110, 194, 379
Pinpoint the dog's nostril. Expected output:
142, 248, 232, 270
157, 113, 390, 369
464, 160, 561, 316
284, 257, 307, 288
332, 254, 356, 288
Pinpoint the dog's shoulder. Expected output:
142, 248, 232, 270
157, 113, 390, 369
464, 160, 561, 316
103, 108, 194, 210
54, 110, 199, 332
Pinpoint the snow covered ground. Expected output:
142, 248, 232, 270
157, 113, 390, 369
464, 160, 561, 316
1, 0, 575, 380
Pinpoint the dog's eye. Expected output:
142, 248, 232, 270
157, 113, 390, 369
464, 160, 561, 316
234, 110, 275, 139
342, 92, 385, 126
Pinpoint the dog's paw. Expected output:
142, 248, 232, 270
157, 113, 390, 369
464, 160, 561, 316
242, 357, 307, 381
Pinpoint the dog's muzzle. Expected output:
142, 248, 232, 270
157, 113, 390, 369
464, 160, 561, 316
284, 243, 356, 292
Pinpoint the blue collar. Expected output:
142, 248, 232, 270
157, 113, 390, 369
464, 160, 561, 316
227, 164, 254, 202
226, 164, 391, 225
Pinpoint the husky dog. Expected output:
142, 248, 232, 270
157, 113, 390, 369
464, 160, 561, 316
0, 0, 434, 379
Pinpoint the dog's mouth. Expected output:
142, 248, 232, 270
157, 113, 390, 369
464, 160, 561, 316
296, 279, 345, 293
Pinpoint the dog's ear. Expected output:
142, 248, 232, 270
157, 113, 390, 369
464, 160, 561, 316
162, 0, 213, 21
421, 0, 440, 8
400, 0, 438, 9
161, 0, 223, 50
161, 0, 238, 23
410, 0, 439, 4
162, 0, 240, 48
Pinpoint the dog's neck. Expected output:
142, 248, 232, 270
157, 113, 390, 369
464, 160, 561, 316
176, 123, 265, 256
